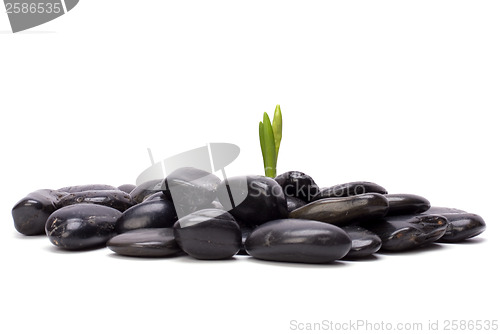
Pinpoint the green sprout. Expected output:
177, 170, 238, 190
259, 105, 282, 178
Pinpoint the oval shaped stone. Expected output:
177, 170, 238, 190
166, 167, 221, 207
245, 219, 352, 264
12, 189, 68, 235
173, 209, 241, 260
57, 190, 134, 212
115, 199, 177, 234
130, 179, 166, 204
274, 171, 319, 202
45, 204, 121, 250
286, 196, 307, 213
58, 184, 117, 192
107, 228, 182, 257
364, 215, 448, 251
289, 193, 389, 226
432, 213, 486, 242
216, 175, 288, 227
117, 184, 136, 194
312, 181, 387, 201
341, 226, 382, 258
385, 194, 430, 216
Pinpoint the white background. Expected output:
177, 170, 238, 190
1, 1, 499, 333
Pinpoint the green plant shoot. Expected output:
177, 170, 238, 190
259, 105, 282, 178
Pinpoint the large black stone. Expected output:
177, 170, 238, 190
385, 194, 431, 216
12, 189, 67, 235
173, 209, 241, 260
245, 219, 352, 264
115, 199, 177, 234
107, 228, 182, 257
312, 181, 387, 201
289, 193, 389, 226
166, 167, 220, 207
45, 204, 121, 250
274, 171, 319, 202
342, 226, 382, 258
57, 190, 134, 212
216, 175, 288, 227
364, 215, 448, 251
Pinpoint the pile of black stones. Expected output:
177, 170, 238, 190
12, 168, 486, 264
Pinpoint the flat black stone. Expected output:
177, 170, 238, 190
45, 204, 121, 250
57, 190, 134, 212
115, 199, 177, 234
342, 226, 382, 258
289, 193, 389, 226
117, 184, 136, 194
58, 184, 117, 192
286, 196, 307, 213
166, 167, 220, 207
245, 219, 352, 264
312, 181, 387, 201
274, 171, 319, 202
107, 228, 182, 257
216, 175, 288, 227
385, 194, 431, 216
130, 179, 166, 204
173, 209, 241, 260
430, 213, 486, 242
12, 189, 67, 235
363, 215, 448, 251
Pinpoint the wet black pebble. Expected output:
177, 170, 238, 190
115, 199, 177, 234
245, 219, 352, 264
12, 189, 68, 235
45, 204, 121, 250
385, 194, 431, 216
289, 193, 389, 226
173, 209, 241, 260
107, 228, 182, 257
364, 215, 448, 251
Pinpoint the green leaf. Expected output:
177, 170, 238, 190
261, 112, 276, 178
272, 104, 282, 164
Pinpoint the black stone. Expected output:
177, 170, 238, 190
173, 209, 241, 260
115, 199, 177, 234
117, 184, 136, 194
312, 181, 387, 201
12, 189, 68, 235
57, 190, 134, 212
216, 175, 288, 227
245, 219, 352, 264
289, 193, 389, 226
342, 226, 382, 258
45, 204, 121, 250
427, 213, 486, 242
165, 167, 220, 207
363, 215, 448, 251
130, 179, 166, 204
107, 228, 182, 257
58, 184, 117, 192
286, 196, 307, 213
274, 171, 319, 202
385, 194, 431, 216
